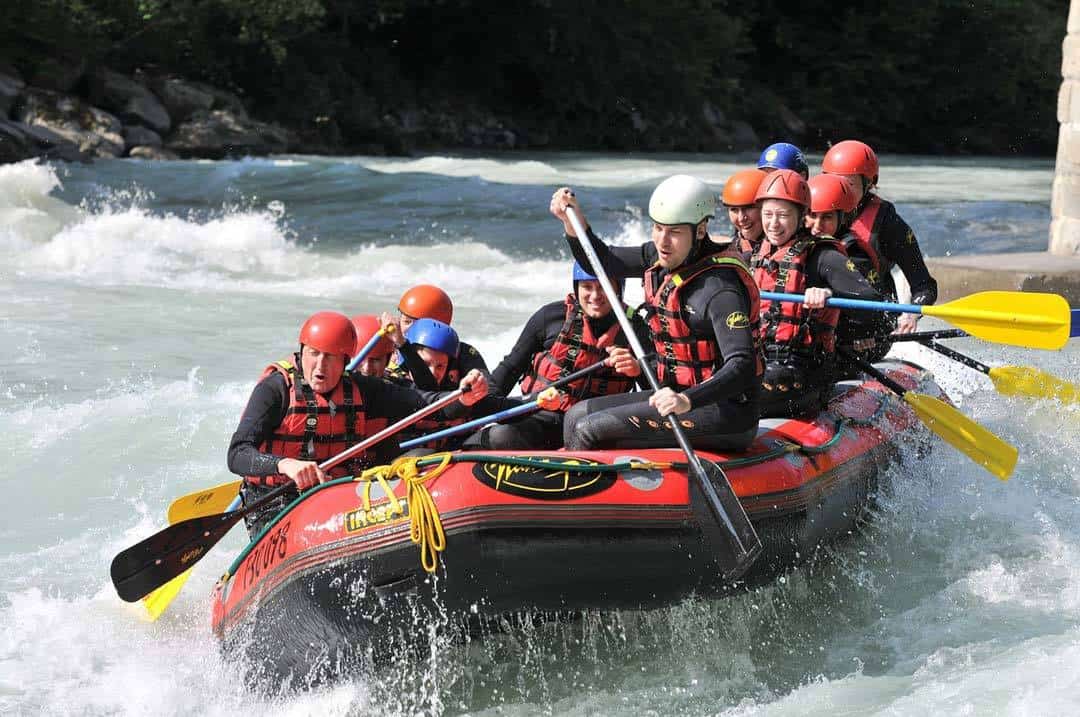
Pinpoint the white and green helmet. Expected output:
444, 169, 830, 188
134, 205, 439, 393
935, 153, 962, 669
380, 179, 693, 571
647, 175, 716, 226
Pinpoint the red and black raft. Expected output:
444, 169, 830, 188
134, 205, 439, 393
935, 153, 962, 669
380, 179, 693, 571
210, 360, 939, 684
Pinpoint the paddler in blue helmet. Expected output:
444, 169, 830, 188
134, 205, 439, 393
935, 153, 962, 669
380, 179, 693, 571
758, 142, 810, 179
463, 262, 647, 450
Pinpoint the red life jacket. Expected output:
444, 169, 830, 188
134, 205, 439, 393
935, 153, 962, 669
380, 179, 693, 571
643, 250, 765, 389
247, 357, 385, 486
518, 294, 637, 407
753, 234, 845, 354
384, 363, 465, 450
843, 195, 888, 290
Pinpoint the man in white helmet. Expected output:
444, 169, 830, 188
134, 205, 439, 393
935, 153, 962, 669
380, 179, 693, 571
549, 176, 764, 451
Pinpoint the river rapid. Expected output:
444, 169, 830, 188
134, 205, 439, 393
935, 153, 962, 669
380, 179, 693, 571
0, 152, 1077, 716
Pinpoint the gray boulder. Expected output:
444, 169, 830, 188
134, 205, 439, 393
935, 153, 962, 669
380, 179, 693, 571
97, 69, 171, 134
166, 109, 290, 158
16, 89, 125, 158
0, 119, 86, 164
148, 76, 215, 122
128, 145, 179, 160
123, 124, 162, 148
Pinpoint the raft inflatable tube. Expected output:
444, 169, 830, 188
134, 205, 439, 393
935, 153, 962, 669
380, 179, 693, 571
211, 360, 940, 684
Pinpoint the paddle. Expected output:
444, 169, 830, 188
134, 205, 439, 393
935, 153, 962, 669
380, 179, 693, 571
760, 290, 1070, 350
920, 340, 1078, 404
167, 479, 243, 524
565, 207, 761, 579
889, 329, 969, 342
111, 387, 468, 603
346, 325, 396, 372
838, 349, 1018, 480
141, 493, 244, 620
1073, 308, 1079, 338
399, 357, 609, 449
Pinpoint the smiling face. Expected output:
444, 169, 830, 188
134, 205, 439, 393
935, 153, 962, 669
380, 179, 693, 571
576, 279, 613, 319
727, 205, 762, 241
759, 199, 802, 247
300, 344, 346, 394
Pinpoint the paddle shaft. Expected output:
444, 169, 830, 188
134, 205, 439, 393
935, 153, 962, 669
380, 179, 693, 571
1073, 308, 1079, 338
346, 327, 392, 372
565, 208, 759, 566
400, 358, 608, 449
887, 329, 969, 342
838, 348, 910, 397
762, 291, 927, 315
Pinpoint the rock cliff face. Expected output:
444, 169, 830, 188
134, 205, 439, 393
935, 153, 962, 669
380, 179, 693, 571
0, 64, 301, 164
0, 61, 769, 164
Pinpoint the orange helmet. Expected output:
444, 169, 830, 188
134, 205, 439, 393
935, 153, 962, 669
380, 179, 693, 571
350, 314, 395, 358
299, 311, 357, 357
754, 169, 811, 209
398, 284, 453, 324
722, 168, 768, 207
822, 140, 879, 185
808, 174, 858, 214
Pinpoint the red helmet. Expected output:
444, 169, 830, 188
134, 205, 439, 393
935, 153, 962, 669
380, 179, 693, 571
299, 311, 357, 357
808, 174, 858, 214
722, 168, 768, 207
398, 284, 454, 324
754, 169, 811, 209
350, 314, 395, 358
822, 140, 879, 185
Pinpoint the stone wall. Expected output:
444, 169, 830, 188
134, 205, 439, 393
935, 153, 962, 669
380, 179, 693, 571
1051, 1, 1080, 255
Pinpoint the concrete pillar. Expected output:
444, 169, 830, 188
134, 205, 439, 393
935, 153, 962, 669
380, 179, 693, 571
1051, 0, 1080, 255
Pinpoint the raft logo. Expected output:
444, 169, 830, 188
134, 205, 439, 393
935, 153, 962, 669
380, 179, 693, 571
472, 456, 615, 500
725, 311, 750, 329
345, 499, 408, 532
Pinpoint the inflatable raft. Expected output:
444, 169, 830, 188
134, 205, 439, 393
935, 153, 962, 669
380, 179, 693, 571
211, 360, 940, 684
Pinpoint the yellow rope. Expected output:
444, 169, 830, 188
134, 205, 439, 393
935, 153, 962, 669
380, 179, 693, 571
356, 453, 455, 573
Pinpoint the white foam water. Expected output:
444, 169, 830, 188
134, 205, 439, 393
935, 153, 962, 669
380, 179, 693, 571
0, 155, 1076, 716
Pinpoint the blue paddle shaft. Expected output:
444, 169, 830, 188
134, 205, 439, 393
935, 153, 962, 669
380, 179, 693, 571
760, 291, 924, 315
399, 400, 540, 449
1071, 308, 1079, 338
346, 331, 386, 372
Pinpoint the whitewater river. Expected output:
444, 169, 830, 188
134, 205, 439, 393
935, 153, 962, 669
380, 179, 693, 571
0, 152, 1077, 715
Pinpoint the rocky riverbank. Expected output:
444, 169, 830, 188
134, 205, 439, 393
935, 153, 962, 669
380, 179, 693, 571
0, 62, 783, 164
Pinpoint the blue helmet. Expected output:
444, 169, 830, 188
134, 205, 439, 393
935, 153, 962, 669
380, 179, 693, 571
758, 142, 809, 178
572, 261, 624, 294
405, 318, 460, 358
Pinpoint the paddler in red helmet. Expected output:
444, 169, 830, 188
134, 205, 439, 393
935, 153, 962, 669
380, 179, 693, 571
227, 311, 488, 535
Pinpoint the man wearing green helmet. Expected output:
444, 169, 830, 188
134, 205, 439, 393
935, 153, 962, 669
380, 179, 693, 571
550, 176, 764, 451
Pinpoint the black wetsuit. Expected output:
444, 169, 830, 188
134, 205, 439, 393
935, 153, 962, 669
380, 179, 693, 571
228, 371, 464, 535
561, 229, 760, 452
837, 196, 938, 359
757, 238, 884, 418
462, 299, 650, 449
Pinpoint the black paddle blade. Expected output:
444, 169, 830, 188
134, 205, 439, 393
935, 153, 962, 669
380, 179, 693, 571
110, 511, 243, 602
690, 459, 762, 581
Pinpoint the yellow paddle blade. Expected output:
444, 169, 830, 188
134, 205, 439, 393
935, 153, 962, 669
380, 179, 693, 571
167, 480, 242, 524
923, 291, 1069, 351
903, 392, 1018, 481
988, 366, 1080, 404
141, 568, 191, 621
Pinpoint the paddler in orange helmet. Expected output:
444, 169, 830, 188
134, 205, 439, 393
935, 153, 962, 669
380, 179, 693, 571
349, 314, 396, 378
382, 284, 491, 390
721, 168, 769, 259
227, 311, 488, 535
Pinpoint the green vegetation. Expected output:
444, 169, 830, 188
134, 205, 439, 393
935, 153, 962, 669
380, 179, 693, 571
1, 0, 1067, 154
